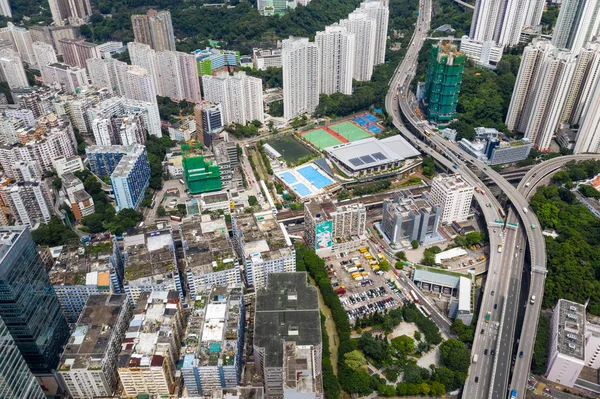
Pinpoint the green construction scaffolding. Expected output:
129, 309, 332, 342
423, 41, 465, 127
182, 155, 222, 194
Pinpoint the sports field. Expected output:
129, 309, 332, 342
329, 121, 373, 141
266, 135, 314, 163
301, 129, 344, 149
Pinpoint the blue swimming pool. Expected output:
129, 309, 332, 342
280, 171, 297, 185
297, 165, 334, 189
292, 183, 312, 197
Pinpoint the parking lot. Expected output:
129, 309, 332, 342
325, 247, 407, 322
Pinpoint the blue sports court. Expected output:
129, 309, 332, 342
353, 113, 383, 134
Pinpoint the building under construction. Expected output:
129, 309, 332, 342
423, 40, 465, 127
182, 155, 222, 194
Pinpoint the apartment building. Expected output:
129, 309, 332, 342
131, 9, 176, 52
429, 174, 474, 224
58, 295, 132, 399
282, 37, 319, 120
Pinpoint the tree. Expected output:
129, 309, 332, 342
248, 195, 258, 206
391, 335, 414, 355
31, 216, 78, 246
439, 339, 471, 374
343, 350, 367, 370
52, 178, 62, 190
82, 213, 105, 233
465, 231, 483, 246
451, 319, 475, 344
411, 240, 419, 249
395, 261, 405, 270
157, 206, 167, 216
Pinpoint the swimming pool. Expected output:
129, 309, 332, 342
292, 183, 312, 197
297, 165, 333, 189
280, 171, 297, 185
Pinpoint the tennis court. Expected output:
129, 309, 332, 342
301, 129, 344, 149
353, 113, 384, 134
330, 121, 373, 142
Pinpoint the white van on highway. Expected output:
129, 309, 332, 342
472, 354, 478, 364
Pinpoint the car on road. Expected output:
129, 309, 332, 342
491, 349, 495, 356
494, 304, 497, 309
544, 388, 552, 393
480, 329, 484, 334
519, 351, 524, 358
484, 349, 488, 355
474, 376, 479, 383
491, 290, 495, 296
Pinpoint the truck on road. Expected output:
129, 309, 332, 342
523, 207, 528, 214
530, 295, 536, 305
485, 312, 491, 323
497, 244, 503, 253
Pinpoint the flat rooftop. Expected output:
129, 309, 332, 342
59, 294, 128, 371
325, 136, 420, 171
118, 291, 182, 369
179, 217, 237, 275
182, 285, 243, 368
50, 241, 114, 286
254, 273, 321, 368
433, 173, 473, 191
233, 213, 292, 262
555, 299, 586, 361
123, 228, 176, 285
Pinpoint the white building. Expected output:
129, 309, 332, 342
2, 181, 53, 227
41, 63, 89, 94
53, 155, 84, 176
128, 42, 161, 96
58, 295, 131, 399
339, 11, 376, 81
459, 36, 503, 66
88, 96, 162, 138
32, 41, 57, 70
0, 116, 23, 145
0, 0, 11, 17
505, 39, 577, 151
124, 65, 157, 104
429, 174, 474, 224
359, 0, 389, 65
584, 321, 600, 369
316, 26, 355, 95
202, 71, 264, 126
546, 299, 586, 387
47, 0, 92, 26
574, 76, 600, 153
0, 23, 35, 65
231, 212, 296, 289
551, 0, 600, 52
253, 48, 282, 70
282, 37, 319, 120
156, 50, 184, 101
178, 51, 201, 103
469, 0, 534, 47
86, 57, 129, 96
0, 49, 28, 89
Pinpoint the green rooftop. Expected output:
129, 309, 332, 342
183, 155, 222, 194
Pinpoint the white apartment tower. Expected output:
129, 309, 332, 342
470, 0, 534, 47
0, 23, 35, 66
156, 50, 184, 101
546, 299, 586, 387
0, 0, 11, 18
178, 52, 201, 103
429, 174, 474, 224
86, 57, 129, 96
128, 42, 161, 96
282, 37, 319, 120
0, 49, 28, 89
573, 78, 600, 153
32, 41, 57, 70
506, 39, 578, 151
359, 0, 389, 65
202, 71, 264, 126
47, 0, 92, 26
339, 11, 376, 81
316, 26, 355, 95
551, 0, 600, 51
124, 65, 157, 104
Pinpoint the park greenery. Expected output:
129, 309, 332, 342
530, 160, 600, 315
146, 134, 175, 189
297, 242, 471, 395
454, 231, 485, 248
422, 246, 442, 266
238, 67, 283, 89
532, 314, 550, 374
157, 96, 195, 123
74, 169, 143, 235
337, 179, 393, 201
31, 216, 79, 246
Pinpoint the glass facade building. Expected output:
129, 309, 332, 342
0, 226, 69, 374
0, 316, 45, 399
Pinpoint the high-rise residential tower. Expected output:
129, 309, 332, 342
59, 39, 101, 69
32, 41, 57, 70
131, 9, 176, 52
0, 226, 70, 373
0, 0, 11, 18
505, 39, 577, 151
429, 174, 474, 224
551, 0, 600, 51
47, 0, 92, 26
316, 26, 355, 95
359, 0, 389, 65
124, 65, 157, 103
0, 23, 35, 65
282, 37, 319, 120
86, 57, 129, 95
339, 11, 377, 81
202, 71, 264, 125
0, 49, 28, 89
